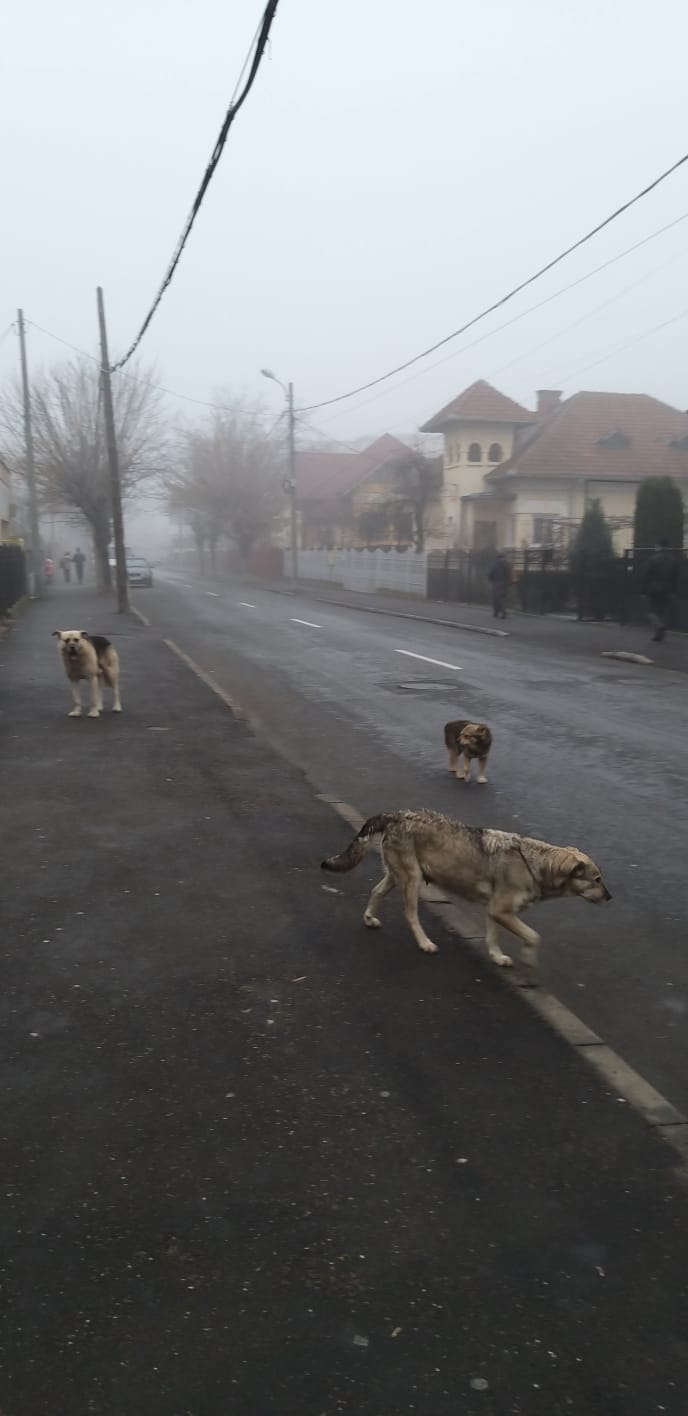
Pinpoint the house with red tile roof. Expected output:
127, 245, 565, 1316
294, 434, 438, 548
420, 381, 688, 551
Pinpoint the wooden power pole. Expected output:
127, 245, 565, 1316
16, 310, 42, 594
287, 381, 298, 585
96, 287, 129, 612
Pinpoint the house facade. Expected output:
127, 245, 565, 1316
420, 380, 537, 550
294, 435, 425, 549
421, 381, 688, 551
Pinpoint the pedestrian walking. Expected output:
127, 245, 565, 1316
44, 557, 54, 584
60, 552, 72, 584
642, 537, 680, 642
488, 551, 511, 619
72, 547, 86, 585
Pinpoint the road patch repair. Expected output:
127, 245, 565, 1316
3, 590, 688, 1414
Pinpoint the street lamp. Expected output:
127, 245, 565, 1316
261, 368, 297, 585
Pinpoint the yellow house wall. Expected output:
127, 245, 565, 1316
508, 476, 688, 551
440, 422, 519, 549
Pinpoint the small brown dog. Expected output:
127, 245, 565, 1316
53, 630, 122, 718
444, 719, 492, 783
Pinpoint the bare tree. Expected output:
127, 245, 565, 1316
390, 449, 443, 551
355, 450, 442, 550
166, 404, 282, 571
0, 356, 167, 586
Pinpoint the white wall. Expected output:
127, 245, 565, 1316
292, 547, 427, 595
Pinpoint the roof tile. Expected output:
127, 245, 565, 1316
421, 379, 534, 431
486, 390, 688, 482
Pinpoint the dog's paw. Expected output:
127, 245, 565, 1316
111, 705, 122, 713
418, 938, 439, 954
364, 913, 381, 929
477, 777, 488, 785
68, 707, 82, 717
87, 708, 100, 719
489, 950, 513, 968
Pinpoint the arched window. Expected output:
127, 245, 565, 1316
488, 442, 503, 463
467, 442, 482, 463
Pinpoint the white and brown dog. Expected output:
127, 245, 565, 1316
53, 630, 122, 718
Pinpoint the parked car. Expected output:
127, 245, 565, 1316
126, 556, 154, 589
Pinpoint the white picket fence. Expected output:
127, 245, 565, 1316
290, 547, 428, 596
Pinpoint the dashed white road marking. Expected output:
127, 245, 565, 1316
205, 591, 220, 597
239, 601, 256, 609
181, 582, 194, 588
291, 617, 321, 629
395, 649, 462, 671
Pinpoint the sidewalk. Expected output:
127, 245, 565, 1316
2, 586, 688, 1415
249, 573, 688, 672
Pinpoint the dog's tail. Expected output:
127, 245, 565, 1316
321, 813, 391, 873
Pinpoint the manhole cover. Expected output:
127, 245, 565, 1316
397, 679, 462, 693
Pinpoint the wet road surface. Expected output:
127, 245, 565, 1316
142, 573, 688, 1115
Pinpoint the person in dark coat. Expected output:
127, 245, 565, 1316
488, 551, 511, 619
642, 538, 679, 642
72, 547, 86, 584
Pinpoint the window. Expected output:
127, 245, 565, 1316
467, 442, 482, 463
533, 516, 554, 543
488, 442, 503, 463
474, 520, 497, 550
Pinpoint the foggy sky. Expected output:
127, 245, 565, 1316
3, 0, 688, 449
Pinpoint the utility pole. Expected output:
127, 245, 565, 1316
16, 310, 42, 595
287, 381, 298, 585
96, 287, 129, 612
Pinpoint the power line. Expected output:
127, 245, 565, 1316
302, 151, 688, 413
23, 317, 276, 419
489, 239, 688, 380
111, 0, 281, 373
548, 307, 688, 387
313, 210, 688, 428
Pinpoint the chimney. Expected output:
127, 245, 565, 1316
536, 389, 562, 419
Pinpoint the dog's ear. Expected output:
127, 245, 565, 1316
80, 631, 90, 639
566, 856, 587, 879
52, 630, 62, 637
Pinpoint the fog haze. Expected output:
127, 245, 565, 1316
3, 0, 688, 442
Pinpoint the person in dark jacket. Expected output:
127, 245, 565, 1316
642, 538, 679, 642
72, 547, 86, 584
488, 551, 511, 619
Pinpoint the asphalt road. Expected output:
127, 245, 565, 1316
4, 586, 688, 1416
144, 572, 688, 1116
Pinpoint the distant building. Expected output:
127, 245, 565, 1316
293, 435, 432, 549
421, 381, 688, 551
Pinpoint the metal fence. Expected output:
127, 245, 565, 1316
0, 544, 28, 618
428, 546, 688, 624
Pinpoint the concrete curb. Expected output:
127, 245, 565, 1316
316, 797, 688, 1162
262, 584, 510, 638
